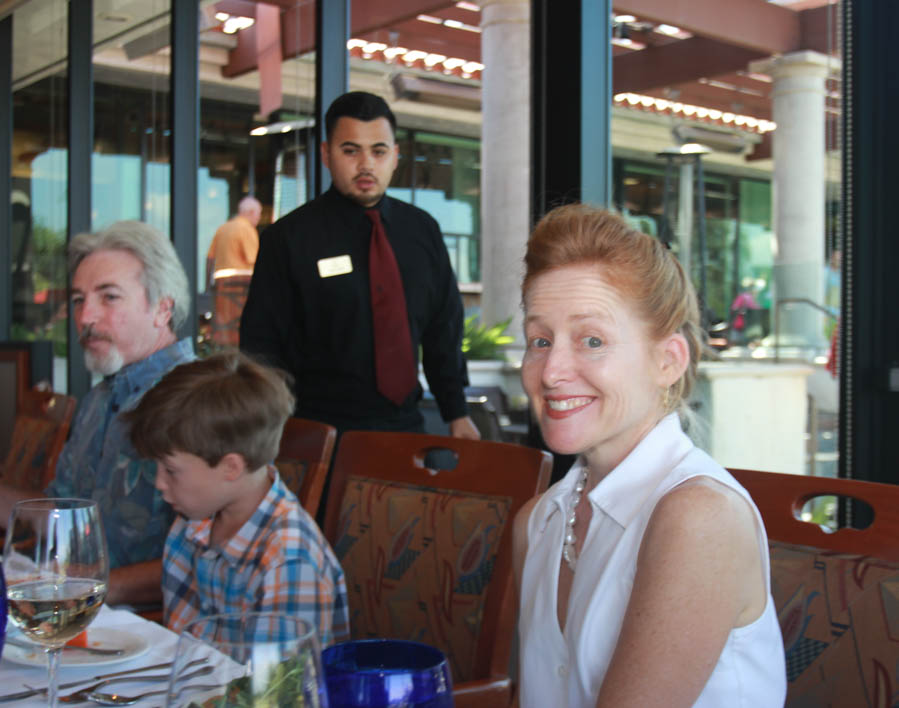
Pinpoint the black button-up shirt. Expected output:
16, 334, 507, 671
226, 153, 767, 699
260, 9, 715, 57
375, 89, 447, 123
240, 187, 469, 432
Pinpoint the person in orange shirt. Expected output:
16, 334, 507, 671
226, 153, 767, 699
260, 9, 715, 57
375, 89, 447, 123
206, 196, 262, 289
206, 196, 262, 346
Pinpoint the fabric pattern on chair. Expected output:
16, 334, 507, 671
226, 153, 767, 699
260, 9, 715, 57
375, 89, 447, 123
2, 416, 57, 489
334, 475, 512, 684
771, 540, 899, 706
211, 275, 251, 346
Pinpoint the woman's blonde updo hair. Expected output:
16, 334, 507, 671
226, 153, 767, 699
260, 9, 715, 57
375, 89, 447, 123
522, 203, 703, 415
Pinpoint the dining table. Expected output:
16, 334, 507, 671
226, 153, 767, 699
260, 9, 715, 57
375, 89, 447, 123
0, 604, 182, 707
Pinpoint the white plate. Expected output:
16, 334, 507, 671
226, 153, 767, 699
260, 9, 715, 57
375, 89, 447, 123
2, 628, 151, 668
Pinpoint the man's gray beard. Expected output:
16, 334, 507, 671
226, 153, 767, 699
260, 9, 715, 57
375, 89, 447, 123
84, 346, 125, 376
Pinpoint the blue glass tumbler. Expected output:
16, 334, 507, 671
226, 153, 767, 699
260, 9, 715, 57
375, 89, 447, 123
323, 639, 453, 708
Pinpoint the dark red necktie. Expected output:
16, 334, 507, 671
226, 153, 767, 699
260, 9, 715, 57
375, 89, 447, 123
365, 209, 417, 406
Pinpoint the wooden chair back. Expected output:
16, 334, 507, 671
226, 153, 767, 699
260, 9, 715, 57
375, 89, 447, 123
729, 468, 899, 561
210, 274, 251, 346
2, 389, 76, 491
729, 468, 899, 706
0, 348, 29, 461
274, 417, 337, 516
323, 431, 552, 708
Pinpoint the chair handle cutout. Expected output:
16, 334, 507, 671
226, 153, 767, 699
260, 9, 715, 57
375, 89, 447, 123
416, 446, 460, 475
796, 493, 874, 532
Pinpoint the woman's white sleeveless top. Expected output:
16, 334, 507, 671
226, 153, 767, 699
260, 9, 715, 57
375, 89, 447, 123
518, 414, 786, 707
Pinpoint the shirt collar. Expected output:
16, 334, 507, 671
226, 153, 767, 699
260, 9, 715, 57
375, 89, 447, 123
184, 466, 286, 568
587, 413, 694, 528
534, 414, 693, 532
325, 186, 394, 227
108, 338, 195, 406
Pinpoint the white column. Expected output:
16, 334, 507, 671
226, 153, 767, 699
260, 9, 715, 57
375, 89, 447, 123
478, 0, 530, 344
750, 51, 833, 348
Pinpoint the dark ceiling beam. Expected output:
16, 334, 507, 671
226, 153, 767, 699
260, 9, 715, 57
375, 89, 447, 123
350, 1, 456, 35
278, 2, 315, 64
612, 0, 800, 54
428, 6, 482, 25
613, 36, 767, 94
799, 5, 840, 55
362, 20, 481, 60
712, 72, 772, 92
226, 0, 461, 77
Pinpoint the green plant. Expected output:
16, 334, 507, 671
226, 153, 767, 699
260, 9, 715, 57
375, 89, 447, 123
462, 315, 514, 361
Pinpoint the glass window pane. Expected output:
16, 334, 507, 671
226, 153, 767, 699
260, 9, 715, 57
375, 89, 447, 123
197, 2, 318, 351
92, 4, 172, 237
352, 0, 483, 286
395, 132, 480, 283
611, 2, 843, 482
11, 0, 69, 390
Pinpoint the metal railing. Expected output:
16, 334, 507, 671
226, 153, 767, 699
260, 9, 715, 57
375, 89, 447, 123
773, 297, 839, 363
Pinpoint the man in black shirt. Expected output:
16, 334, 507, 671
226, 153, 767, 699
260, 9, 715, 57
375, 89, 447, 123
240, 91, 479, 439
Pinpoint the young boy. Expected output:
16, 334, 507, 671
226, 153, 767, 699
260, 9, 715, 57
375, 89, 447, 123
124, 351, 350, 646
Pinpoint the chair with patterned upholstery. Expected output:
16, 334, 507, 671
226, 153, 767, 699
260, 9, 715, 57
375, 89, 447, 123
1, 389, 76, 491
210, 274, 252, 346
729, 468, 899, 707
274, 416, 337, 517
322, 431, 553, 708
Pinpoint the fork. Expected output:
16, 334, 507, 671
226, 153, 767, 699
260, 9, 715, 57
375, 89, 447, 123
81, 683, 222, 706
58, 666, 214, 703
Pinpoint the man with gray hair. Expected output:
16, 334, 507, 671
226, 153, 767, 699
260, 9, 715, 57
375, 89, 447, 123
0, 220, 195, 606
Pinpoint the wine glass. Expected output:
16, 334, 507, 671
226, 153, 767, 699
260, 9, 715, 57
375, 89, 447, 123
322, 639, 454, 708
3, 498, 109, 708
167, 612, 329, 707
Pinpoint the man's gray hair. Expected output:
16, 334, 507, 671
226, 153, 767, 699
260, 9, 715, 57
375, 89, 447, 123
68, 221, 190, 331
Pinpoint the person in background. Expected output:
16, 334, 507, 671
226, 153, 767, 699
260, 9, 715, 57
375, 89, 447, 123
124, 351, 350, 645
0, 220, 195, 607
206, 195, 262, 289
729, 277, 762, 346
513, 204, 786, 707
240, 91, 478, 440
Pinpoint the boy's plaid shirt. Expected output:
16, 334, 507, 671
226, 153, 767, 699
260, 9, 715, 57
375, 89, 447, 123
162, 467, 350, 646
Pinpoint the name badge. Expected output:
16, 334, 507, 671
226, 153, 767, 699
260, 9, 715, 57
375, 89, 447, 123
317, 255, 353, 278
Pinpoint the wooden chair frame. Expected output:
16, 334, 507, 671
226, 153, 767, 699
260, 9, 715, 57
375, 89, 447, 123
323, 431, 552, 708
0, 349, 30, 460
729, 468, 899, 561
2, 389, 76, 491
276, 417, 337, 517
729, 468, 899, 706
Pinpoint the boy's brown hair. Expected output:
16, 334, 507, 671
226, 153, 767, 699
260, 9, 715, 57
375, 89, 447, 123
125, 351, 295, 470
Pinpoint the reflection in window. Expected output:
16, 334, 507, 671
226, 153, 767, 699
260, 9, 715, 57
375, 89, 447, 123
388, 131, 481, 283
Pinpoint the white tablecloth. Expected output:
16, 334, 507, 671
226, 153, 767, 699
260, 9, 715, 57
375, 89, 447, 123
0, 605, 181, 707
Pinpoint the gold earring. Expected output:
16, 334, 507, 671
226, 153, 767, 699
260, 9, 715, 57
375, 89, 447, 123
661, 386, 670, 410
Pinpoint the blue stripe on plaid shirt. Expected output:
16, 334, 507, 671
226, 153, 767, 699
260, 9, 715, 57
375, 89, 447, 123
162, 467, 350, 646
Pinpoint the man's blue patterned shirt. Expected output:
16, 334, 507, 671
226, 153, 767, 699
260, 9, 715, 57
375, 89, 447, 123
45, 338, 195, 568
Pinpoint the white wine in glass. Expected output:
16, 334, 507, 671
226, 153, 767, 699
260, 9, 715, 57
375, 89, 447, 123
3, 498, 109, 708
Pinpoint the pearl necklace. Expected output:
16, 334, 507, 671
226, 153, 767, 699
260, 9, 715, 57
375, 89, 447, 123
562, 466, 590, 572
